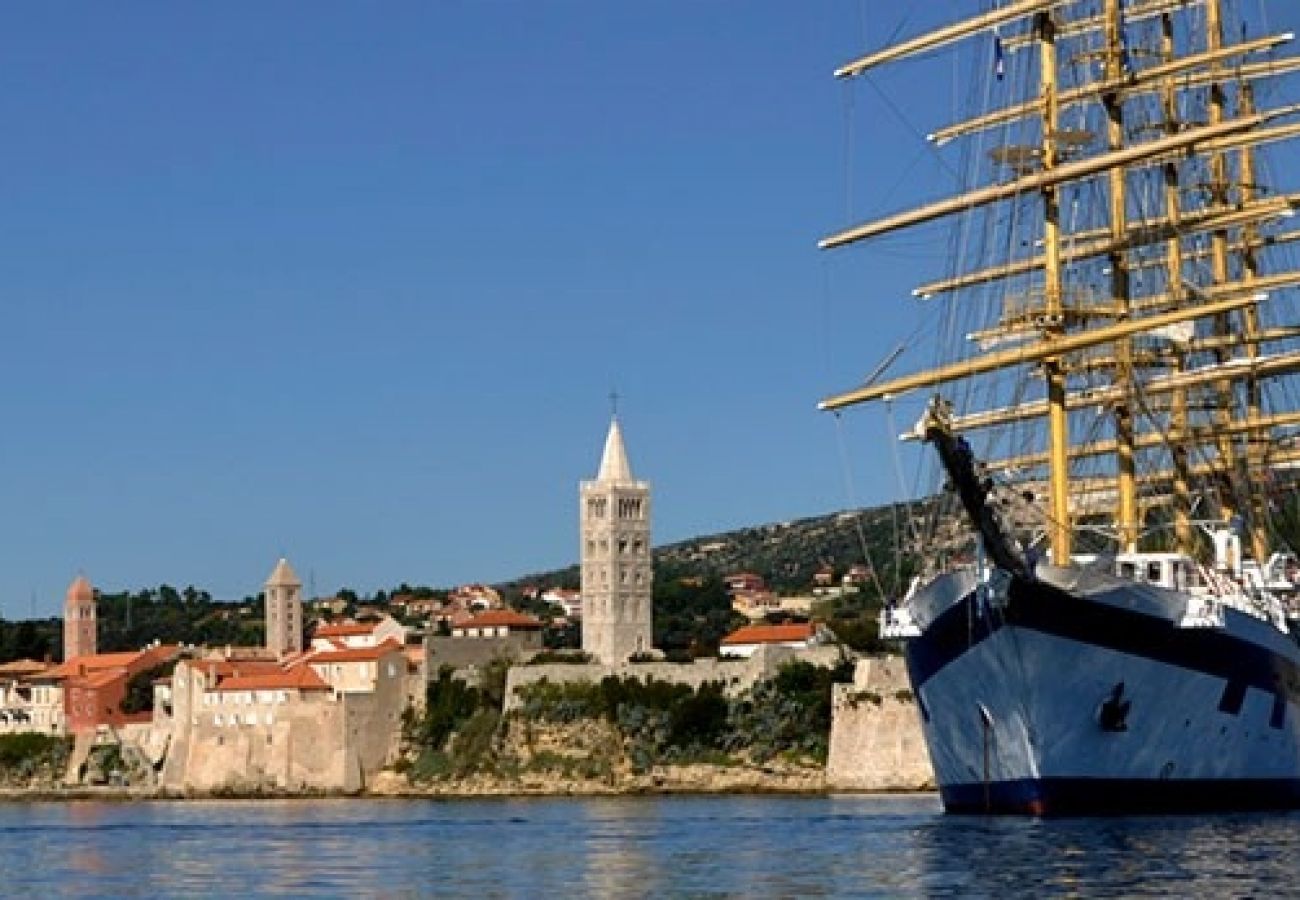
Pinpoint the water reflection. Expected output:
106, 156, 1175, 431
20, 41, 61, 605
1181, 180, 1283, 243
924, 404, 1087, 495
0, 795, 1297, 897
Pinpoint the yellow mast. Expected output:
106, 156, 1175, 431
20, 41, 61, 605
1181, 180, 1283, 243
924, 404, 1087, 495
818, 1, 1300, 572
1029, 11, 1075, 562
833, 0, 1059, 78
1104, 0, 1138, 552
1206, 0, 1242, 528
870, 343, 1300, 432
1238, 81, 1271, 563
1160, 11, 1195, 553
820, 111, 1273, 250
930, 32, 1298, 146
913, 195, 1300, 298
818, 291, 1262, 409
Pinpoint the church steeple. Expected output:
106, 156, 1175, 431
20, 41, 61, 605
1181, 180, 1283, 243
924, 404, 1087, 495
581, 411, 653, 664
597, 417, 633, 483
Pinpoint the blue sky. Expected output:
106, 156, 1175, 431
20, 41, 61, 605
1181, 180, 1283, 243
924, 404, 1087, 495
3, 2, 1298, 614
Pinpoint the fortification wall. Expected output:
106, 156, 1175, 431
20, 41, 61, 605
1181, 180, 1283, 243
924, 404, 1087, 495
826, 656, 934, 791
503, 645, 846, 711
161, 700, 351, 792
159, 658, 411, 794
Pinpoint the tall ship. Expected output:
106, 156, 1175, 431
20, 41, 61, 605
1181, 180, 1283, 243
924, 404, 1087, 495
819, 0, 1300, 814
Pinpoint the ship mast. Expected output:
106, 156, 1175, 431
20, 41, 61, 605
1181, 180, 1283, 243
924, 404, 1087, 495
1159, 10, 1196, 554
1206, 0, 1243, 538
1239, 79, 1272, 564
1038, 10, 1073, 565
819, 0, 1300, 570
1103, 0, 1138, 553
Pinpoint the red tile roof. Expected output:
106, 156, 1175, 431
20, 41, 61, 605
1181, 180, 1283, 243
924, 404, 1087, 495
192, 659, 283, 682
720, 623, 817, 645
216, 665, 330, 692
456, 610, 544, 630
313, 621, 376, 638
74, 671, 126, 691
0, 659, 50, 678
45, 645, 179, 681
300, 638, 403, 665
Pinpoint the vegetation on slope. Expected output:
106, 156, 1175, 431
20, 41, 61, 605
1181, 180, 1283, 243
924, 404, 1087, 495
399, 659, 854, 784
0, 734, 72, 785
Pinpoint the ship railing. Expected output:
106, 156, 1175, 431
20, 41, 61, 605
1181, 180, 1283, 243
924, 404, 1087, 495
1198, 563, 1292, 631
1177, 595, 1225, 629
880, 605, 922, 640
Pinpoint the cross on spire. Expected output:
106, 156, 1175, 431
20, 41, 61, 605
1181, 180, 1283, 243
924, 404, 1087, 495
609, 389, 620, 418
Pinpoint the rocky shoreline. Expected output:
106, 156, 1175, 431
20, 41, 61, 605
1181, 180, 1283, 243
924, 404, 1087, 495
0, 762, 859, 802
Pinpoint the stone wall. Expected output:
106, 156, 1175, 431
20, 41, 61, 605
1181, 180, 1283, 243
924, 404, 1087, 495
503, 645, 846, 712
426, 635, 536, 672
826, 656, 934, 791
159, 658, 412, 794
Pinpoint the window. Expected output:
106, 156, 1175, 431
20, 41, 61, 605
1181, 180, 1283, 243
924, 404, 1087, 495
1147, 562, 1163, 584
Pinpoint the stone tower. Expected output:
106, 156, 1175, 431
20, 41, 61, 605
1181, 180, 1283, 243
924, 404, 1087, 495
581, 416, 653, 664
265, 557, 304, 656
63, 575, 97, 661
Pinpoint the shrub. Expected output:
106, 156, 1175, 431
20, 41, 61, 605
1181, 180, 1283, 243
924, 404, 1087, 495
526, 650, 592, 665
0, 734, 69, 773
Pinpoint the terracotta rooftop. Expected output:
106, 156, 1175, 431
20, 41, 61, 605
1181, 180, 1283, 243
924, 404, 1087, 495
194, 659, 285, 684
301, 638, 404, 665
71, 670, 126, 691
45, 645, 178, 681
456, 610, 544, 630
720, 623, 818, 645
0, 659, 50, 678
215, 665, 330, 692
313, 622, 376, 638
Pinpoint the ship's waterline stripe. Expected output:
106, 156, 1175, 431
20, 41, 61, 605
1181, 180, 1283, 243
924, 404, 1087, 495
941, 776, 1300, 815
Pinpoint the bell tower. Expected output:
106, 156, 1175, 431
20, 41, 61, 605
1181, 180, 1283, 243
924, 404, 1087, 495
63, 575, 97, 661
580, 413, 653, 664
265, 558, 304, 656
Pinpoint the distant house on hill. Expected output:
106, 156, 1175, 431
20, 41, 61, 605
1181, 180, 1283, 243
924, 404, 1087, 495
842, 564, 874, 588
425, 609, 546, 671
541, 588, 582, 619
449, 584, 502, 612
310, 615, 408, 651
719, 622, 835, 659
724, 573, 767, 595
452, 610, 544, 643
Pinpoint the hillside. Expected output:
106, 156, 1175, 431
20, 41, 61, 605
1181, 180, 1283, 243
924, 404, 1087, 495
504, 503, 914, 597
0, 503, 917, 665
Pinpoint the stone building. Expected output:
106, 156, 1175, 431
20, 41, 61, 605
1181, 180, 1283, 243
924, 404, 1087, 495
162, 641, 415, 793
64, 575, 97, 661
580, 416, 653, 664
54, 644, 180, 734
0, 660, 60, 734
265, 558, 304, 657
310, 615, 408, 651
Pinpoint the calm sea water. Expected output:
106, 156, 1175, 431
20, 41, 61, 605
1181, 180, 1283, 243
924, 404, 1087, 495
1, 793, 1297, 897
